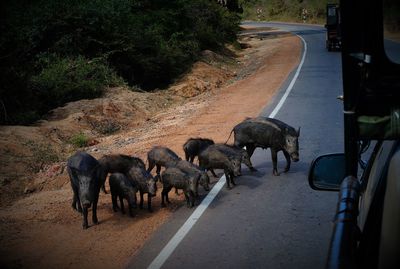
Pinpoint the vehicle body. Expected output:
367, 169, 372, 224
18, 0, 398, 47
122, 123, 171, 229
325, 3, 341, 51
309, 0, 400, 268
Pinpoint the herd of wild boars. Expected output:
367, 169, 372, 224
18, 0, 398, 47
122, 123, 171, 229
67, 117, 300, 229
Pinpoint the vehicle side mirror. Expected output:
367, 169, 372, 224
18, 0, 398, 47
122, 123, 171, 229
308, 153, 346, 191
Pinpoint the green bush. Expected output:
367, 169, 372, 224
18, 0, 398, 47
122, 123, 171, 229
69, 132, 90, 148
0, 0, 241, 125
30, 55, 123, 114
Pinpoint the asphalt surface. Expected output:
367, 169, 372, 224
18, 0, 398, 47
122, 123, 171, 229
127, 22, 344, 269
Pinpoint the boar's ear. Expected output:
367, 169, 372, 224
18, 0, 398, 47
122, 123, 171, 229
297, 127, 301, 136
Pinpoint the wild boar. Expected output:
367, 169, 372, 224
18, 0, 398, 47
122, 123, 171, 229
160, 167, 199, 208
213, 143, 256, 172
147, 146, 181, 179
183, 138, 214, 163
227, 117, 300, 176
127, 166, 157, 212
109, 173, 138, 217
67, 151, 103, 229
98, 154, 146, 193
198, 146, 241, 189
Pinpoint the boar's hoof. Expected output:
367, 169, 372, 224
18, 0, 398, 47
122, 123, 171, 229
273, 170, 280, 176
250, 167, 258, 172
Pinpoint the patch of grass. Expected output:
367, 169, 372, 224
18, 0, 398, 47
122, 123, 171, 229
69, 132, 90, 148
23, 140, 60, 172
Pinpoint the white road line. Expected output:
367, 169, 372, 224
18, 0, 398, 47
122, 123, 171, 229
146, 34, 307, 269
147, 176, 227, 269
269, 35, 307, 118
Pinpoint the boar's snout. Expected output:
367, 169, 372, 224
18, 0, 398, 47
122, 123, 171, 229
82, 200, 91, 209
290, 152, 299, 162
203, 184, 210, 191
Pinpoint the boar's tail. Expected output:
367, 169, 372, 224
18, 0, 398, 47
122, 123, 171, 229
225, 129, 234, 144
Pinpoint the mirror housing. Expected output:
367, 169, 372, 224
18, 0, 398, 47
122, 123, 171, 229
308, 153, 346, 191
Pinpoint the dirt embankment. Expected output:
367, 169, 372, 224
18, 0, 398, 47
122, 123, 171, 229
0, 28, 301, 269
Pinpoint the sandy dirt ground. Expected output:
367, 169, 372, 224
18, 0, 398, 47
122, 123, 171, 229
0, 28, 301, 269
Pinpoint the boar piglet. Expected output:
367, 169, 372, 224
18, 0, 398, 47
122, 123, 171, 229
128, 166, 157, 212
147, 146, 181, 180
161, 167, 199, 208
109, 173, 138, 217
169, 160, 211, 194
67, 151, 103, 229
198, 146, 241, 189
183, 138, 214, 163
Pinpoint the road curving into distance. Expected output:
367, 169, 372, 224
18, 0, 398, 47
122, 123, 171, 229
127, 22, 343, 269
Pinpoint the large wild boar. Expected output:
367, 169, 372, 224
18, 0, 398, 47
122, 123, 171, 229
183, 138, 214, 163
227, 117, 300, 176
147, 146, 181, 179
67, 151, 103, 229
98, 154, 146, 193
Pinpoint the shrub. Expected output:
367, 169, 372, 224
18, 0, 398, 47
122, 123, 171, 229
30, 55, 123, 115
23, 140, 60, 172
0, 0, 241, 125
69, 132, 90, 148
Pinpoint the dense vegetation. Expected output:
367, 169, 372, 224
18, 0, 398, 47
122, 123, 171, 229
241, 0, 338, 23
0, 0, 241, 125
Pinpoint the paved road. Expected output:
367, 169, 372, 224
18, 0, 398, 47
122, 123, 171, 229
127, 22, 343, 269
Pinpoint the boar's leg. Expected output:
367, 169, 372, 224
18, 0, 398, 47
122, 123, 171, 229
82, 207, 89, 229
155, 164, 162, 177
69, 170, 82, 212
184, 191, 195, 208
128, 205, 135, 218
189, 191, 195, 208
245, 144, 256, 158
72, 188, 82, 213
147, 160, 155, 174
119, 195, 126, 214
184, 192, 190, 207
139, 191, 144, 209
111, 193, 119, 212
224, 170, 233, 189
92, 193, 99, 225
283, 150, 291, 173
99, 170, 108, 194
161, 187, 171, 207
147, 193, 153, 212
271, 149, 279, 176
228, 170, 236, 187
